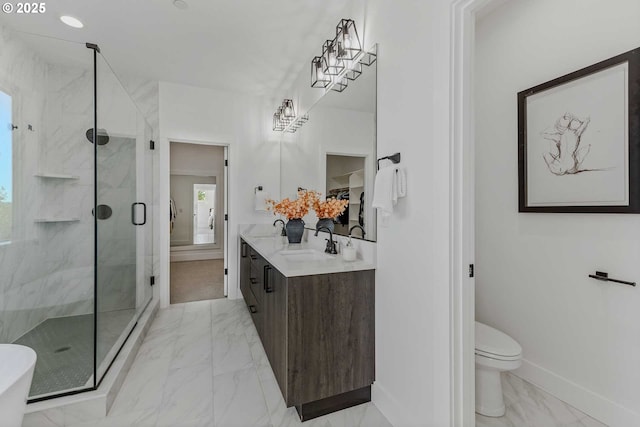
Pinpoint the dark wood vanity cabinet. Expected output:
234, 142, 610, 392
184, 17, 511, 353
239, 238, 375, 421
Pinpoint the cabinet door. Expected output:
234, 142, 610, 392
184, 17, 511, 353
250, 257, 266, 307
239, 239, 251, 304
263, 265, 288, 401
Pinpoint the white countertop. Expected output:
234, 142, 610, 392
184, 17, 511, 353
240, 230, 376, 278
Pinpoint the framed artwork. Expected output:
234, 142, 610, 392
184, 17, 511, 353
518, 47, 640, 213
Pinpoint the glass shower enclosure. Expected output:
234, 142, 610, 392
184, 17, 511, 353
0, 32, 154, 401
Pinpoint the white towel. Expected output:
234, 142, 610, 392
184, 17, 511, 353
372, 166, 397, 220
254, 189, 269, 211
396, 168, 407, 198
372, 166, 407, 221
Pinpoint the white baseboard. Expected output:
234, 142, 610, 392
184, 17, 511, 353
372, 383, 417, 427
515, 358, 640, 427
170, 249, 223, 262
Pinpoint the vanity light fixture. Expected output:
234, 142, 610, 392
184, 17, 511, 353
273, 99, 308, 133
309, 19, 375, 92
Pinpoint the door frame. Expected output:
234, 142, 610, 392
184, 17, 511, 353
450, 0, 505, 425
162, 138, 229, 307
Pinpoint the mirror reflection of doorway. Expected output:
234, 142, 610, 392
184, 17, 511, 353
193, 183, 216, 245
326, 154, 366, 237
169, 142, 227, 304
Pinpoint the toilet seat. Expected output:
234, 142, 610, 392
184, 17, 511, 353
475, 321, 522, 360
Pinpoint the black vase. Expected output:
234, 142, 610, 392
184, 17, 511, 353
286, 218, 305, 243
315, 218, 334, 233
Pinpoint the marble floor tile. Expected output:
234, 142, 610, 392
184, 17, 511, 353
171, 328, 213, 370
94, 299, 393, 427
156, 362, 214, 426
211, 329, 253, 375
325, 402, 394, 427
66, 409, 157, 427
475, 373, 607, 427
108, 355, 172, 416
213, 366, 269, 427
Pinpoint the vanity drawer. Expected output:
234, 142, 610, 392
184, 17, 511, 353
243, 279, 263, 337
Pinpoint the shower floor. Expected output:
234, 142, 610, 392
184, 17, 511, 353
13, 309, 135, 397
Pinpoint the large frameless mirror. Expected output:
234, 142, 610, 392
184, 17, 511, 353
279, 46, 377, 241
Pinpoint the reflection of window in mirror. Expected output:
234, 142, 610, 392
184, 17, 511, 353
326, 154, 366, 237
193, 183, 216, 245
0, 89, 12, 243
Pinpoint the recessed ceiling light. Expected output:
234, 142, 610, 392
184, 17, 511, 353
173, 0, 188, 10
60, 16, 84, 28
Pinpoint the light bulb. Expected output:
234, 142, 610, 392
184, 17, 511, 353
344, 34, 352, 49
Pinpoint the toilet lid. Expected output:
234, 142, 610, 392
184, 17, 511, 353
475, 321, 522, 358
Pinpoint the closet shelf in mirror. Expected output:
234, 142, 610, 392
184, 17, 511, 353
34, 218, 80, 223
34, 173, 79, 179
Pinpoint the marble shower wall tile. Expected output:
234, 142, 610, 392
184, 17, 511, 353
0, 25, 96, 343
0, 23, 160, 376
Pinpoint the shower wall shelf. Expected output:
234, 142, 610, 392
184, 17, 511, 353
34, 218, 80, 223
34, 173, 80, 179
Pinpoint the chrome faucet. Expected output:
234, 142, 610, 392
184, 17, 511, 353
349, 225, 366, 239
315, 226, 338, 254
273, 219, 286, 236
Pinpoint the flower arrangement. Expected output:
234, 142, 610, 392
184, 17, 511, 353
312, 196, 349, 219
267, 190, 317, 220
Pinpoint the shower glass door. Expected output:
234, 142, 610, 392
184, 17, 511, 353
95, 53, 153, 383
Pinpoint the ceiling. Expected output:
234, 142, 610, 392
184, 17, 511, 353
0, 0, 357, 97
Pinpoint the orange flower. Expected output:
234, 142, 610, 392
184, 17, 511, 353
312, 195, 349, 219
267, 190, 318, 220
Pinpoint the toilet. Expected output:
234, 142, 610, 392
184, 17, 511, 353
475, 321, 522, 417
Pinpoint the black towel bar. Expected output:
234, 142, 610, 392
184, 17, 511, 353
588, 271, 635, 287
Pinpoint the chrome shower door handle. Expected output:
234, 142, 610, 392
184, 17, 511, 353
132, 202, 146, 226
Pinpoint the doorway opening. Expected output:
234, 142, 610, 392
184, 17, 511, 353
169, 141, 228, 304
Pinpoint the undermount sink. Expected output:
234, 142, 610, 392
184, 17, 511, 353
279, 249, 334, 261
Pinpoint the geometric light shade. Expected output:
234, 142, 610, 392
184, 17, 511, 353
322, 38, 344, 76
282, 99, 296, 120
273, 112, 285, 131
335, 19, 361, 60
311, 56, 331, 88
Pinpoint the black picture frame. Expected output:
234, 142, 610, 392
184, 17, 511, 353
518, 47, 640, 213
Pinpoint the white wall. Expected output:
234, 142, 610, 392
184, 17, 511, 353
475, 1, 640, 425
158, 81, 280, 304
365, 2, 453, 425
